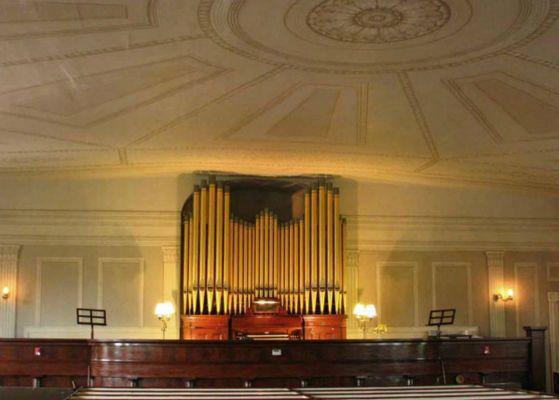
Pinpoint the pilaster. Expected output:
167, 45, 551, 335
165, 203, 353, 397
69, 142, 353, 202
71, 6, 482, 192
345, 250, 359, 331
486, 251, 506, 337
0, 245, 21, 338
161, 245, 179, 339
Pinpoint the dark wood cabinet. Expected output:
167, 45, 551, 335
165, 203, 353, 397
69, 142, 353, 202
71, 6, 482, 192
181, 315, 230, 340
303, 315, 346, 339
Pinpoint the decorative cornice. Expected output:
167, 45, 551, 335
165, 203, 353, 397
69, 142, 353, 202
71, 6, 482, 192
0, 209, 180, 247
346, 215, 559, 231
0, 209, 179, 226
1, 210, 558, 251
346, 215, 559, 251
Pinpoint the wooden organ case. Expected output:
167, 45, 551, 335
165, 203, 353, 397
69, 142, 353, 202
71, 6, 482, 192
180, 176, 347, 340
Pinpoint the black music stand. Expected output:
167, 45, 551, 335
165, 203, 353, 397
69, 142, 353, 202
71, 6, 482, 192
76, 308, 106, 339
427, 308, 455, 338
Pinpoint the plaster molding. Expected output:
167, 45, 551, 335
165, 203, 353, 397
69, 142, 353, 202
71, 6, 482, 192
0, 0, 158, 41
161, 245, 179, 265
199, 0, 558, 74
2, 210, 558, 250
346, 215, 559, 251
0, 209, 180, 247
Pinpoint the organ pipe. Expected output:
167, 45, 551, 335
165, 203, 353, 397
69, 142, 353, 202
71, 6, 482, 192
182, 178, 345, 316
311, 185, 318, 313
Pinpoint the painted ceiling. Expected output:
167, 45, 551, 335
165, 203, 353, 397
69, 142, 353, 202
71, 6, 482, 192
0, 0, 558, 191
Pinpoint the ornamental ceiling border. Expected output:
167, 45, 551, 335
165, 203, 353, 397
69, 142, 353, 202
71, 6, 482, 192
198, 0, 559, 74
0, 56, 229, 130
0, 0, 159, 41
443, 70, 559, 145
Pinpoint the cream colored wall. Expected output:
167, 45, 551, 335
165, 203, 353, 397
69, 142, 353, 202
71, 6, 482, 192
16, 245, 168, 338
0, 174, 195, 211
334, 178, 559, 340
503, 252, 559, 337
0, 174, 558, 340
356, 251, 489, 334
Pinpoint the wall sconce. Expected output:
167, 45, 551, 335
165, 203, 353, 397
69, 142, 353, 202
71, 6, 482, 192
155, 302, 175, 339
353, 303, 377, 339
493, 288, 514, 302
1, 286, 9, 300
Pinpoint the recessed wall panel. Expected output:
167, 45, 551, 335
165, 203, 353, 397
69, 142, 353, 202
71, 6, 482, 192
433, 263, 471, 325
514, 263, 539, 336
37, 258, 82, 326
98, 258, 143, 327
377, 263, 417, 327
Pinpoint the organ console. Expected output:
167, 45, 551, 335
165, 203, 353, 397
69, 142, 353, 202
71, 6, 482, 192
180, 176, 347, 340
232, 298, 302, 340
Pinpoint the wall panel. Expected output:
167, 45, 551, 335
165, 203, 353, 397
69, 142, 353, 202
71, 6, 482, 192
376, 262, 418, 327
548, 263, 559, 282
514, 263, 540, 337
35, 257, 83, 326
98, 258, 144, 327
432, 262, 472, 325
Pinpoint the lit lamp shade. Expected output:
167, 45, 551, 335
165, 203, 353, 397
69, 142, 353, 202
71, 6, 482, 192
155, 302, 175, 319
353, 303, 377, 318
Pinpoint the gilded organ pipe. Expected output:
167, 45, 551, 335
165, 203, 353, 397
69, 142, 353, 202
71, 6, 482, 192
298, 219, 304, 314
327, 184, 334, 314
304, 192, 310, 314
334, 188, 341, 314
215, 183, 223, 314
186, 216, 191, 310
310, 185, 318, 313
207, 178, 216, 314
181, 178, 345, 316
192, 186, 200, 314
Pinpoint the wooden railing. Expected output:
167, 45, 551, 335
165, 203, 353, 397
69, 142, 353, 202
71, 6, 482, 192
0, 327, 547, 392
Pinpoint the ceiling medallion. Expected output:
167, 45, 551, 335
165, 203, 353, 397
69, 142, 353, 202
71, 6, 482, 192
307, 0, 451, 43
199, 0, 556, 74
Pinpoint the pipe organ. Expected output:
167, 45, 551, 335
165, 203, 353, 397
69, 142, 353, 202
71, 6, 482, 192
181, 177, 347, 340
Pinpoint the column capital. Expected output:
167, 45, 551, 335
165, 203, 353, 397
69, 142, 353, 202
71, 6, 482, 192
345, 250, 359, 269
486, 251, 504, 267
0, 245, 20, 259
161, 246, 179, 265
